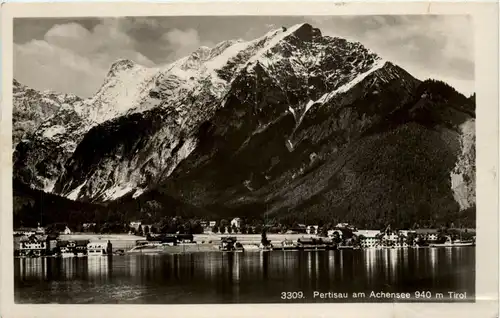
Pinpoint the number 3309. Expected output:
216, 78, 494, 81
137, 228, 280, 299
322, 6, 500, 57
281, 292, 304, 299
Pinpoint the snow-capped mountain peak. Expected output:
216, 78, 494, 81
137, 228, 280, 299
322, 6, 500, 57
15, 22, 474, 215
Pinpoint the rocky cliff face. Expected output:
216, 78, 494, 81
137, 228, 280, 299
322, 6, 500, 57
13, 23, 476, 227
12, 79, 82, 147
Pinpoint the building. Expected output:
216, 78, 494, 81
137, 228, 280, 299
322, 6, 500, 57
87, 241, 113, 255
399, 230, 415, 237
140, 224, 153, 234
230, 218, 242, 229
63, 226, 72, 235
19, 235, 48, 256
336, 223, 356, 231
35, 224, 46, 234
306, 225, 319, 234
353, 230, 381, 248
209, 221, 216, 227
74, 240, 90, 254
129, 221, 142, 231
14, 228, 37, 236
47, 236, 59, 254
82, 223, 96, 230
415, 229, 439, 242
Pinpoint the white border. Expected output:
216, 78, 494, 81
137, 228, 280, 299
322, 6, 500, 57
1, 2, 498, 318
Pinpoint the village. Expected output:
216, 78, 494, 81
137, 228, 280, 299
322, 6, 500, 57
13, 216, 476, 257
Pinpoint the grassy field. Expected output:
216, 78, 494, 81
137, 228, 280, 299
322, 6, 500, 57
59, 233, 319, 251
59, 233, 142, 250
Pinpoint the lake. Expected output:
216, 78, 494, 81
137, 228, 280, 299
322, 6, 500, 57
14, 247, 475, 304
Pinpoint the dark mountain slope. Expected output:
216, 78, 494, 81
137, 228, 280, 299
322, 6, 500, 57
13, 179, 215, 228
155, 65, 475, 227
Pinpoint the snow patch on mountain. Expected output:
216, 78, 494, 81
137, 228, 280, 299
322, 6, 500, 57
102, 184, 134, 201
76, 61, 159, 123
67, 182, 86, 200
161, 137, 198, 180
247, 23, 307, 66
288, 58, 388, 129
42, 125, 66, 139
316, 58, 387, 104
43, 179, 57, 193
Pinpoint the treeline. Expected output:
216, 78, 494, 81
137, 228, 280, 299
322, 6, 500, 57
13, 177, 476, 232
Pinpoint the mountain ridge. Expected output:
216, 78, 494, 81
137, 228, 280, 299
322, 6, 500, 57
12, 23, 476, 228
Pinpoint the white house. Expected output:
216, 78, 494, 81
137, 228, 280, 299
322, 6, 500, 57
129, 221, 142, 230
140, 224, 153, 233
63, 226, 72, 235
306, 225, 319, 234
230, 218, 242, 229
19, 235, 47, 256
87, 241, 112, 256
415, 229, 439, 242
209, 221, 216, 227
353, 230, 381, 249
36, 223, 46, 234
427, 233, 438, 241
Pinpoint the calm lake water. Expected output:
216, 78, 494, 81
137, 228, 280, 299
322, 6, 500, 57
14, 247, 475, 304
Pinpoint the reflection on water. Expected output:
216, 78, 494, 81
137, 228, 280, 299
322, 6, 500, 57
14, 248, 475, 304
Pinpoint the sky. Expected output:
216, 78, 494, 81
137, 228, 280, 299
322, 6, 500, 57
13, 15, 474, 98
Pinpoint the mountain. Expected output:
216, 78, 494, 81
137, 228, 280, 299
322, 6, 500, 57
12, 79, 82, 148
13, 23, 476, 228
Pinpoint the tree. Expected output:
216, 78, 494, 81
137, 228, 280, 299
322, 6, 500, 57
240, 226, 247, 234
261, 230, 270, 246
255, 225, 262, 234
220, 219, 228, 228
318, 224, 329, 237
227, 226, 232, 234
212, 225, 219, 234
137, 226, 143, 237
332, 231, 342, 244
309, 226, 316, 235
141, 200, 162, 222
232, 224, 238, 234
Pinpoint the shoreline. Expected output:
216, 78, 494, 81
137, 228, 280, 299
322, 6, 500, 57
14, 244, 475, 259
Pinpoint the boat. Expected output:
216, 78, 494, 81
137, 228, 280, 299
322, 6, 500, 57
259, 242, 273, 251
278, 239, 301, 251
429, 236, 475, 247
59, 247, 75, 258
297, 237, 336, 251
219, 237, 245, 252
113, 249, 126, 256
234, 242, 245, 252
242, 244, 260, 251
430, 241, 475, 247
128, 242, 162, 253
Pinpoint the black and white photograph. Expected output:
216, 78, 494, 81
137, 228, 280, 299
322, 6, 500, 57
1, 2, 498, 315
